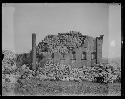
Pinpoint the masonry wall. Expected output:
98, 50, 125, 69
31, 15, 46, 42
37, 34, 103, 68
32, 33, 36, 70
52, 36, 94, 68
85, 36, 97, 67
96, 35, 103, 64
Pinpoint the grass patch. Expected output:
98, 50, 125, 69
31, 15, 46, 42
13, 77, 109, 96
108, 83, 121, 96
4, 79, 120, 96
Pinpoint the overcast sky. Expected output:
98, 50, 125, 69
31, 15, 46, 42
2, 3, 121, 58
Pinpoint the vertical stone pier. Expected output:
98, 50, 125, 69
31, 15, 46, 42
96, 35, 104, 64
32, 33, 36, 70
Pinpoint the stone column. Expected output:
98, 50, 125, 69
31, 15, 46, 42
32, 33, 36, 70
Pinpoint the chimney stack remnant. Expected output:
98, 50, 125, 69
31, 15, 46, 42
32, 33, 36, 70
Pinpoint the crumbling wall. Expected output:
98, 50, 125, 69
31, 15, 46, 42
85, 36, 96, 67
36, 32, 103, 68
32, 33, 36, 70
96, 35, 103, 64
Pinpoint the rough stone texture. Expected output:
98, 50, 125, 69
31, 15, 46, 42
96, 35, 103, 64
35, 32, 103, 68
32, 33, 36, 70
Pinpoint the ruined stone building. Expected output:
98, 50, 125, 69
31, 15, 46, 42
32, 31, 103, 69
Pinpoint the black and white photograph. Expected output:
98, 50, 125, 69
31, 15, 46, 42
2, 3, 121, 96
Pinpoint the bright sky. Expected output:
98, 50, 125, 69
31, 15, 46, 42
2, 3, 121, 58
108, 4, 121, 58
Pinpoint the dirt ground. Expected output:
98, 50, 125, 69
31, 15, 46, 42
107, 83, 121, 96
2, 79, 121, 96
